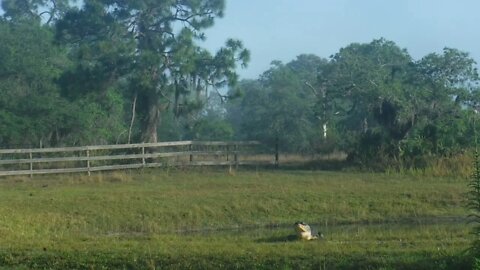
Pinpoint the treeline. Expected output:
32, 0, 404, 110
1, 1, 479, 169
0, 0, 249, 147
228, 41, 480, 167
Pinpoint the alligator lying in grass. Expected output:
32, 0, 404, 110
294, 221, 324, 240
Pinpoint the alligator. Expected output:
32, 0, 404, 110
294, 221, 323, 240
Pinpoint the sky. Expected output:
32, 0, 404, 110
202, 0, 480, 79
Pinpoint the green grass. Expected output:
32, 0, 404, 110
0, 169, 474, 269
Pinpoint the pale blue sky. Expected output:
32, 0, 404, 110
203, 0, 480, 79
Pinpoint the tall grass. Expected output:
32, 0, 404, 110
382, 152, 474, 178
0, 169, 469, 233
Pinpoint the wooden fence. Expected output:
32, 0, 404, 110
0, 141, 276, 177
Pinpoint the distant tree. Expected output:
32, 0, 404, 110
323, 40, 479, 166
321, 39, 414, 164
411, 48, 479, 156
186, 117, 233, 141
0, 4, 131, 147
0, 19, 69, 147
56, 0, 249, 143
0, 0, 135, 147
287, 54, 331, 142
228, 59, 318, 152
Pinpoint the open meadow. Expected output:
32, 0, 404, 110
0, 168, 474, 269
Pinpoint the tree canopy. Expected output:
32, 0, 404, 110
227, 39, 479, 167
56, 0, 249, 143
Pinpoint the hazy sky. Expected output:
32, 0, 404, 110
202, 0, 479, 79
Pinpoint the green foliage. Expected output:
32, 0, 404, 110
186, 118, 234, 141
229, 39, 479, 168
410, 48, 479, 158
0, 20, 68, 147
227, 56, 323, 152
59, 90, 127, 145
56, 0, 249, 142
323, 39, 416, 164
469, 140, 480, 257
0, 1, 249, 147
0, 18, 130, 147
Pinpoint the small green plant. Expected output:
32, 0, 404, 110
469, 119, 480, 268
468, 149, 480, 251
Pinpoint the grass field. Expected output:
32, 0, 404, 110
0, 168, 475, 269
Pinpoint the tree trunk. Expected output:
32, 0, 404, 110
142, 99, 161, 143
362, 117, 368, 133
128, 92, 137, 144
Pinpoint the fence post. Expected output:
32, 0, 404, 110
86, 149, 91, 176
29, 151, 33, 178
142, 145, 146, 166
234, 144, 238, 169
189, 143, 193, 163
275, 138, 279, 168
228, 144, 232, 173
226, 145, 229, 162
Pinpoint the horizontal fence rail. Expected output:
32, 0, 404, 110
0, 141, 276, 177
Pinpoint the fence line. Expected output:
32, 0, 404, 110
0, 141, 276, 177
